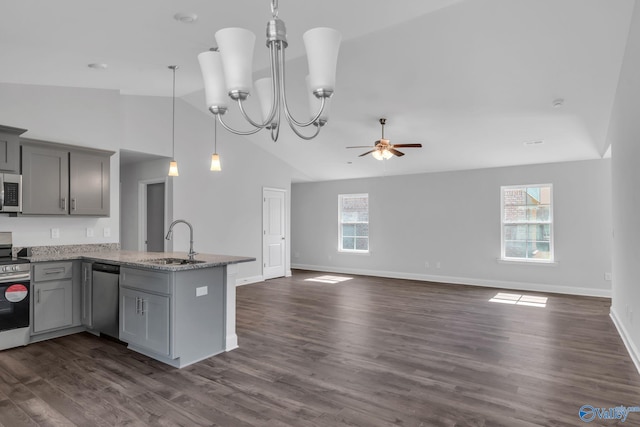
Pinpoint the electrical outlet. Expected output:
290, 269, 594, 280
604, 272, 612, 281
51, 228, 60, 239
436, 261, 441, 269
86, 227, 94, 238
425, 261, 430, 269
196, 286, 208, 297
103, 227, 111, 237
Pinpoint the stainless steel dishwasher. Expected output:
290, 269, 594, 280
91, 263, 120, 339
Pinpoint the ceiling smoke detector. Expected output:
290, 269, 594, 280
174, 13, 198, 24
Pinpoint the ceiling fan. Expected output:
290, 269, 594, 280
347, 118, 423, 160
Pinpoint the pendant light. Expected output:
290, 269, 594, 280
168, 65, 179, 177
210, 118, 222, 172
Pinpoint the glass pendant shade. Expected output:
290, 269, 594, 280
168, 160, 179, 176
306, 75, 331, 123
382, 149, 393, 159
372, 150, 384, 161
197, 51, 228, 111
215, 28, 256, 95
254, 77, 274, 124
303, 27, 342, 92
210, 153, 221, 171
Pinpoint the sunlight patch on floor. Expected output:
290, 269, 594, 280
304, 275, 353, 284
489, 292, 548, 308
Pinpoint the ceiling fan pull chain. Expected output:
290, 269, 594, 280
271, 0, 279, 18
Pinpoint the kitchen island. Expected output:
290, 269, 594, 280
23, 249, 254, 368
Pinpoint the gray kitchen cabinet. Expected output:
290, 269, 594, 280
69, 150, 110, 216
32, 262, 74, 334
119, 265, 225, 368
21, 142, 69, 215
81, 262, 93, 328
120, 287, 170, 356
21, 138, 113, 216
0, 125, 27, 173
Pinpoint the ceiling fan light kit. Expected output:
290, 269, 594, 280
197, 0, 341, 142
348, 118, 423, 160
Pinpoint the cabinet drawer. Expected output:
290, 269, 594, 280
33, 261, 73, 282
120, 267, 171, 295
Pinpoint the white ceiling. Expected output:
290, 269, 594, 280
0, 0, 633, 182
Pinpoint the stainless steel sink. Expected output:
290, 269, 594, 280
140, 257, 206, 265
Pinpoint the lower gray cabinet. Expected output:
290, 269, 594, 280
118, 265, 225, 368
33, 280, 73, 333
120, 287, 170, 356
32, 261, 75, 334
81, 262, 93, 328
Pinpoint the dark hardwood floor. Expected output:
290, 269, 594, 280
0, 270, 639, 426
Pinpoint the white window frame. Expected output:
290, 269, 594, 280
500, 184, 554, 263
338, 193, 369, 253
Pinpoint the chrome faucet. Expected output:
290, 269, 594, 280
165, 219, 197, 260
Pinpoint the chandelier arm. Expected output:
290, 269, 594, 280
270, 84, 282, 142
277, 45, 327, 128
237, 99, 270, 129
287, 120, 322, 140
217, 113, 263, 136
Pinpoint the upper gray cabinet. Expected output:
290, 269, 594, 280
0, 125, 27, 173
21, 139, 113, 216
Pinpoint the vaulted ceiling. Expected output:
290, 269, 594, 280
0, 0, 633, 182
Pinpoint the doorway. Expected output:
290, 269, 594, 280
263, 188, 286, 280
138, 178, 169, 252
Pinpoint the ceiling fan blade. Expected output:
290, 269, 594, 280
346, 146, 375, 149
392, 143, 422, 148
389, 148, 405, 157
358, 150, 377, 157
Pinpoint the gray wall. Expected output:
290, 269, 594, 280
292, 159, 612, 296
608, 2, 640, 369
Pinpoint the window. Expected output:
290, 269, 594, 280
501, 184, 553, 262
339, 193, 369, 252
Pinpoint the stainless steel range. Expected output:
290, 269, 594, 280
0, 232, 31, 350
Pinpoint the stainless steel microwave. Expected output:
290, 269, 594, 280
0, 174, 22, 213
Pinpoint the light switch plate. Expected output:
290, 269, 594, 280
86, 227, 94, 237
103, 227, 111, 237
196, 286, 208, 297
51, 228, 60, 239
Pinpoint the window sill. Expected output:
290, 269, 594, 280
338, 250, 370, 256
497, 258, 557, 266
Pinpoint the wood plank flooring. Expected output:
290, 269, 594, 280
0, 270, 639, 426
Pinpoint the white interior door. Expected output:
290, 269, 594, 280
263, 188, 286, 280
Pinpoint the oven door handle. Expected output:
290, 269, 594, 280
0, 273, 30, 283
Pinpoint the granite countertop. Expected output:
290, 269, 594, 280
23, 250, 255, 272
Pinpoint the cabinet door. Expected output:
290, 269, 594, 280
119, 288, 170, 356
141, 292, 170, 356
21, 144, 69, 215
33, 280, 73, 333
81, 262, 93, 328
119, 287, 143, 344
0, 126, 25, 173
69, 151, 110, 216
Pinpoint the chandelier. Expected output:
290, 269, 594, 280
198, 0, 341, 141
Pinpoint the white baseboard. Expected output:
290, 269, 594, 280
235, 275, 264, 287
286, 269, 292, 277
610, 309, 640, 375
290, 263, 611, 298
225, 334, 239, 352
